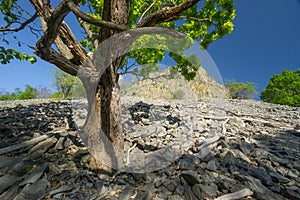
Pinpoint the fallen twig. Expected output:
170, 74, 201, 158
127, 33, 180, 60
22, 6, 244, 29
198, 135, 221, 150
0, 134, 50, 156
215, 188, 253, 200
198, 118, 229, 149
221, 118, 229, 136
126, 142, 137, 165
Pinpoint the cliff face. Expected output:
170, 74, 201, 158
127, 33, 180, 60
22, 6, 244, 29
120, 67, 227, 99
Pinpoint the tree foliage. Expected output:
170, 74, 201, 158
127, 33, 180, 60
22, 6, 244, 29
1, 0, 236, 78
52, 69, 86, 99
225, 80, 257, 99
261, 69, 300, 107
53, 69, 76, 99
0, 84, 37, 100
0, 0, 37, 64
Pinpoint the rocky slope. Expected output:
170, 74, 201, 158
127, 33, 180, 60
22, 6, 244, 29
121, 67, 227, 99
0, 97, 299, 200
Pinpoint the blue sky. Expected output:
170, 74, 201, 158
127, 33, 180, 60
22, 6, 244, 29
0, 0, 300, 99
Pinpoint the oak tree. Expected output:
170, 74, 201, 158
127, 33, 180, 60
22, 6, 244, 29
1, 0, 235, 170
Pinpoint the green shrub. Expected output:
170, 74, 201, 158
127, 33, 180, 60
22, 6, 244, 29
0, 84, 37, 100
172, 89, 185, 99
50, 91, 63, 99
225, 80, 257, 99
261, 69, 300, 107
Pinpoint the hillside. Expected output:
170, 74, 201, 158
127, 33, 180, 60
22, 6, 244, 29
0, 97, 299, 199
121, 67, 227, 99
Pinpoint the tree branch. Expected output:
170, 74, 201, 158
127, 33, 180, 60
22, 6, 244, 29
40, 0, 77, 47
179, 16, 210, 22
35, 46, 80, 76
137, 0, 157, 25
0, 12, 38, 32
30, 0, 87, 75
138, 0, 200, 27
67, 1, 129, 31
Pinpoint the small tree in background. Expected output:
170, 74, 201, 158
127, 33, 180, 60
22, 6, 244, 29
17, 84, 37, 99
52, 69, 86, 99
225, 80, 257, 99
261, 69, 300, 107
53, 69, 77, 99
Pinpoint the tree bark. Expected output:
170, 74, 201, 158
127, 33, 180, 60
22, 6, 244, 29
80, 0, 130, 171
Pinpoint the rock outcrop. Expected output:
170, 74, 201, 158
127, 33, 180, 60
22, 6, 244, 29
121, 67, 227, 99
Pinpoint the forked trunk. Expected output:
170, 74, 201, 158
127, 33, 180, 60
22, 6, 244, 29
81, 0, 130, 171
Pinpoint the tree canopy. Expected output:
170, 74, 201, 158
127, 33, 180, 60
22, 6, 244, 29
225, 79, 257, 99
261, 69, 300, 107
1, 0, 236, 77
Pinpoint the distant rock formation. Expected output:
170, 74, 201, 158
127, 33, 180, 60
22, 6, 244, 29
120, 67, 227, 99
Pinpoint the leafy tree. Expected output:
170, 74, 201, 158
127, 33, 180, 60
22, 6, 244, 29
1, 0, 236, 170
53, 69, 77, 99
0, 46, 37, 64
52, 69, 86, 99
225, 80, 257, 99
50, 91, 64, 99
17, 84, 38, 99
261, 69, 300, 107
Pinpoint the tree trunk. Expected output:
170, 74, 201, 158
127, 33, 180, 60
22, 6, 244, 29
80, 0, 130, 172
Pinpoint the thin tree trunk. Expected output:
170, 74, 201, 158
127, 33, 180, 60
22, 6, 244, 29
81, 0, 130, 171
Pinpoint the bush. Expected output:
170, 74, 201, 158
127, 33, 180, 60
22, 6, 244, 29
50, 91, 63, 99
0, 92, 15, 100
261, 69, 300, 107
225, 80, 257, 99
172, 89, 185, 99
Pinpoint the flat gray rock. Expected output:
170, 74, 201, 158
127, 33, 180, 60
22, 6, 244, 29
192, 183, 218, 199
269, 171, 291, 184
0, 174, 21, 194
14, 179, 50, 200
248, 166, 274, 186
118, 184, 133, 200
181, 170, 201, 186
19, 163, 48, 186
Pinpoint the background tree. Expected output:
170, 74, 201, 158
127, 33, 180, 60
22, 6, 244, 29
1, 0, 236, 170
225, 80, 257, 99
52, 69, 86, 99
0, 84, 37, 100
52, 69, 77, 99
17, 84, 38, 99
261, 69, 300, 107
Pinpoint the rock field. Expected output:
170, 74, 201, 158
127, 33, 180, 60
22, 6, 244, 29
0, 97, 299, 200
